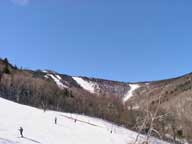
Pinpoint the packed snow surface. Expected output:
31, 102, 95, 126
42, 70, 48, 73
0, 97, 168, 144
123, 84, 140, 102
72, 77, 99, 93
46, 74, 68, 89
42, 70, 68, 89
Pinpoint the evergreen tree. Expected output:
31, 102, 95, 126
4, 58, 9, 64
3, 58, 10, 74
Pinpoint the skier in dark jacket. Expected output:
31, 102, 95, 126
19, 127, 24, 138
54, 117, 57, 124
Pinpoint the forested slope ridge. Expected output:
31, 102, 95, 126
0, 57, 192, 143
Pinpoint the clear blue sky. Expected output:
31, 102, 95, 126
0, 0, 191, 82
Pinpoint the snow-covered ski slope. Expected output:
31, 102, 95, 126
0, 97, 168, 144
123, 84, 140, 102
72, 77, 99, 93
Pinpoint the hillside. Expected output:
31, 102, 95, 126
0, 97, 168, 144
0, 58, 192, 143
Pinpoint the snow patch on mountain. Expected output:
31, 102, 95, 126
42, 70, 48, 73
123, 84, 140, 102
0, 97, 168, 144
72, 77, 99, 93
44, 75, 49, 79
46, 74, 68, 89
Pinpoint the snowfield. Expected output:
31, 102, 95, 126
0, 97, 168, 144
44, 73, 68, 89
72, 77, 99, 93
123, 84, 140, 102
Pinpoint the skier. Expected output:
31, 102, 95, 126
54, 117, 57, 124
110, 130, 113, 134
19, 127, 24, 138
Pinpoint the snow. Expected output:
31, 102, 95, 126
0, 97, 168, 144
42, 70, 48, 73
72, 77, 99, 93
41, 70, 68, 89
55, 75, 62, 81
46, 74, 68, 89
128, 105, 140, 110
44, 75, 49, 79
123, 84, 140, 102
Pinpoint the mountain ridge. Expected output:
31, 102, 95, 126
0, 57, 192, 143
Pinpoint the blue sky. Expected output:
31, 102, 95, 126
0, 0, 191, 82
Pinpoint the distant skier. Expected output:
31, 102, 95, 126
110, 130, 113, 134
19, 127, 24, 138
54, 117, 57, 124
